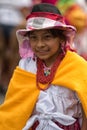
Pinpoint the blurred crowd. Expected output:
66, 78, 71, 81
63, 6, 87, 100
0, 0, 87, 96
0, 0, 33, 95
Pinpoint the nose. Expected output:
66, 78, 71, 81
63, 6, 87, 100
36, 38, 44, 48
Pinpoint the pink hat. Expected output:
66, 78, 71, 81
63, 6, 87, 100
16, 3, 76, 58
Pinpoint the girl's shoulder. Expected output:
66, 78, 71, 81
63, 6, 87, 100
18, 57, 37, 73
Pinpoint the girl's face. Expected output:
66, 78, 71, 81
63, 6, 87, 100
29, 29, 61, 66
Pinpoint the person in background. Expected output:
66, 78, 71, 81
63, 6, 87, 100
56, 0, 87, 60
41, 0, 57, 5
73, 0, 87, 60
0, 3, 87, 130
0, 0, 32, 94
32, 0, 42, 5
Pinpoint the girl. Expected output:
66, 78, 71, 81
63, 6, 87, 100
0, 3, 87, 130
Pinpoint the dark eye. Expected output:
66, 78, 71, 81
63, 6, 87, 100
29, 35, 37, 41
44, 34, 53, 40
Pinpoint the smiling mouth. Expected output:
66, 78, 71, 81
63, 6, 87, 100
36, 50, 49, 54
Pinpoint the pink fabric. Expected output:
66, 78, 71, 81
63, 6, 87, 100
19, 39, 34, 58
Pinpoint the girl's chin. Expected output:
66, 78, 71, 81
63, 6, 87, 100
37, 55, 49, 60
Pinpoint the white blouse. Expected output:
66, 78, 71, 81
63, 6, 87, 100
19, 57, 82, 130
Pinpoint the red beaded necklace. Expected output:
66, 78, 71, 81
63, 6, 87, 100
36, 53, 64, 90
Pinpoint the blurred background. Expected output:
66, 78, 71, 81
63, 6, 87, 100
0, 0, 87, 104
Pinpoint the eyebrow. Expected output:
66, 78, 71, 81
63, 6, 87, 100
30, 31, 51, 36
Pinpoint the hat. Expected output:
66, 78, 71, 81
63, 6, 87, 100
16, 3, 76, 58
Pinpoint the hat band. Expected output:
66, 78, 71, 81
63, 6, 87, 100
26, 12, 64, 22
26, 12, 65, 30
26, 17, 66, 30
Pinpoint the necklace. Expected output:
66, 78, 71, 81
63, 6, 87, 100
43, 64, 51, 76
36, 53, 64, 90
44, 69, 51, 76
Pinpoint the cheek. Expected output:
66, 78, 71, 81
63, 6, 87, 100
51, 42, 60, 52
52, 46, 59, 53
30, 43, 35, 50
50, 38, 60, 49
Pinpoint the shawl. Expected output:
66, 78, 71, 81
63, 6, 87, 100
0, 51, 87, 130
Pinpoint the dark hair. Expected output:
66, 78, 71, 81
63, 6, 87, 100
49, 29, 67, 41
26, 28, 67, 44
26, 29, 66, 42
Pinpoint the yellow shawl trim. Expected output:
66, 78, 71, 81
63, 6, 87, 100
0, 51, 87, 130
